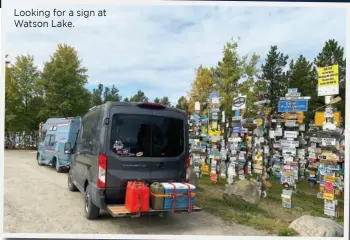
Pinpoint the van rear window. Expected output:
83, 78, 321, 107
110, 114, 184, 158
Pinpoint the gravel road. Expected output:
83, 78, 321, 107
4, 150, 271, 235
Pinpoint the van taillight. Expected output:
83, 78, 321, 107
185, 155, 190, 183
97, 153, 107, 189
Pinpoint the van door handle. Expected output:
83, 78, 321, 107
156, 162, 166, 168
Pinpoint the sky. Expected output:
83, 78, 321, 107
6, 1, 346, 105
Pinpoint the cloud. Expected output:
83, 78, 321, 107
6, 1, 346, 104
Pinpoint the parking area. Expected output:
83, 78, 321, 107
3, 150, 270, 235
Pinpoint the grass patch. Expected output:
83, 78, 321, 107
278, 228, 298, 236
196, 176, 344, 235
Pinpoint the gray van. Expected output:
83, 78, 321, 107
65, 102, 197, 219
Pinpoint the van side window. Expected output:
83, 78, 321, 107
44, 135, 51, 146
80, 107, 101, 154
45, 134, 55, 146
49, 135, 56, 146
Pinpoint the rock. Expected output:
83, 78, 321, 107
289, 215, 343, 237
222, 179, 260, 205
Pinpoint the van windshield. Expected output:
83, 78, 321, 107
110, 114, 184, 158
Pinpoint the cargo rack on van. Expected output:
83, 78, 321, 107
107, 204, 202, 218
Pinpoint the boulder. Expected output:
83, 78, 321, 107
289, 215, 343, 237
222, 179, 260, 205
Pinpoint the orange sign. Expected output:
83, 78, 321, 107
315, 112, 341, 127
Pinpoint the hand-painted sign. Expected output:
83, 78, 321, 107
318, 65, 339, 96
278, 100, 308, 112
232, 95, 247, 110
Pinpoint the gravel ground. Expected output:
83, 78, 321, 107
4, 150, 271, 235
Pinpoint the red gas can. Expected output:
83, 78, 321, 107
125, 181, 150, 213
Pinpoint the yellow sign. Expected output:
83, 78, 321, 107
315, 112, 341, 127
254, 118, 263, 126
318, 65, 339, 87
325, 176, 336, 182
281, 113, 298, 120
211, 121, 218, 129
296, 112, 304, 124
265, 107, 272, 115
323, 191, 335, 201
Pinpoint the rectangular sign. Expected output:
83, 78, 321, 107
284, 131, 298, 139
285, 120, 297, 127
314, 111, 341, 127
286, 92, 301, 97
280, 96, 311, 101
280, 140, 299, 148
278, 100, 308, 112
288, 88, 298, 93
318, 65, 339, 96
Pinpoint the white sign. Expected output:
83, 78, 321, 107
284, 131, 298, 139
299, 124, 305, 131
232, 116, 242, 121
275, 128, 283, 137
324, 200, 337, 211
269, 130, 275, 139
194, 101, 200, 111
211, 97, 220, 104
285, 120, 297, 127
284, 156, 294, 163
281, 140, 299, 148
297, 149, 305, 157
280, 96, 311, 100
232, 95, 247, 110
283, 148, 296, 156
321, 138, 336, 146
324, 107, 334, 118
285, 92, 301, 97
310, 137, 319, 143
324, 209, 337, 217
254, 100, 270, 105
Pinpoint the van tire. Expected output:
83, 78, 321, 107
84, 185, 100, 220
68, 170, 78, 192
37, 153, 44, 166
55, 160, 62, 173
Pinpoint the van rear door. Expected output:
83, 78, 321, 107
104, 104, 187, 202
150, 109, 187, 183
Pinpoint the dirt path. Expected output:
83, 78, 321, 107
4, 150, 271, 235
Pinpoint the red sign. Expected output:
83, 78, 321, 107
325, 181, 334, 191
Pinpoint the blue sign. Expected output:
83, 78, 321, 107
209, 91, 219, 98
235, 110, 241, 117
278, 100, 308, 112
288, 88, 298, 93
232, 126, 241, 133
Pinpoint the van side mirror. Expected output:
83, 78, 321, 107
64, 142, 72, 154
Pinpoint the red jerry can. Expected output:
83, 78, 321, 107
125, 181, 150, 213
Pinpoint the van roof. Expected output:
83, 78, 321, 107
89, 101, 186, 115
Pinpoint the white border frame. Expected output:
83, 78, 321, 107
1, 1, 349, 240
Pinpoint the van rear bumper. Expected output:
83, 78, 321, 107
90, 183, 108, 210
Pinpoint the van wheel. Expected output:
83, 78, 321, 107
55, 160, 62, 173
68, 170, 78, 192
84, 185, 100, 219
37, 153, 44, 166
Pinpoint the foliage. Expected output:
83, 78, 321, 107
39, 44, 91, 118
260, 45, 289, 113
5, 39, 346, 135
129, 90, 149, 102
